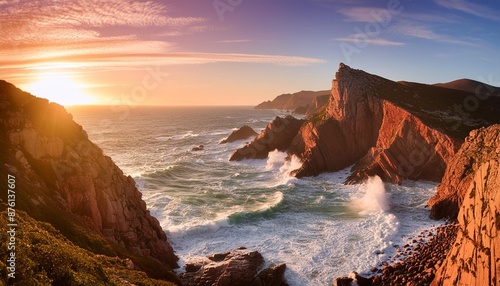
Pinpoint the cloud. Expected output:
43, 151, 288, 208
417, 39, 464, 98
391, 24, 478, 46
0, 0, 325, 72
215, 39, 252, 44
335, 34, 405, 46
337, 7, 393, 23
435, 0, 500, 22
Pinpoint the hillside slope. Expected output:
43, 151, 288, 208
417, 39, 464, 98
0, 80, 179, 283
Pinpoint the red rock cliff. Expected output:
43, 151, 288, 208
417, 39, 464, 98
290, 64, 499, 183
431, 124, 500, 286
0, 80, 178, 276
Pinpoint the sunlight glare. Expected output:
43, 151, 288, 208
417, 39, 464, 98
25, 72, 97, 106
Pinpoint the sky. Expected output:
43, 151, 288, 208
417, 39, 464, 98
1, 0, 500, 106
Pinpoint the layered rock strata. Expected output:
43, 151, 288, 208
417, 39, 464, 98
0, 80, 178, 276
431, 125, 500, 286
241, 63, 500, 184
428, 125, 500, 219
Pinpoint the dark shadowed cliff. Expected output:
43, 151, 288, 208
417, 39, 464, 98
0, 80, 179, 284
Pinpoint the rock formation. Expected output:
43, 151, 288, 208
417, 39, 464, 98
0, 80, 178, 281
428, 125, 500, 219
305, 93, 329, 118
244, 63, 500, 184
220, 125, 258, 144
180, 248, 288, 286
230, 116, 305, 161
431, 124, 500, 286
255, 90, 329, 111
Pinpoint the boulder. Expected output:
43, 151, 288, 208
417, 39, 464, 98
180, 248, 287, 286
220, 125, 258, 144
229, 116, 305, 161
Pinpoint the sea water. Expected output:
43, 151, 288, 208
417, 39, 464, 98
68, 106, 440, 286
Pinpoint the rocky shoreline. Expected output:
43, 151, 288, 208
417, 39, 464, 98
335, 222, 458, 286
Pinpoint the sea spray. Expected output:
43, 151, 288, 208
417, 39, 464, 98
70, 106, 439, 286
354, 176, 390, 213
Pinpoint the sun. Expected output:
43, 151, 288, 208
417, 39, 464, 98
25, 71, 97, 106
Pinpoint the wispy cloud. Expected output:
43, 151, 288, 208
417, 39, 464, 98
435, 0, 500, 22
215, 39, 252, 44
335, 34, 405, 46
391, 24, 478, 46
0, 0, 324, 70
337, 7, 392, 23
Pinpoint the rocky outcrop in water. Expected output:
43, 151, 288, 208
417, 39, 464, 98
229, 116, 305, 161
0, 80, 178, 281
253, 63, 500, 183
431, 124, 500, 286
180, 248, 288, 286
220, 125, 258, 144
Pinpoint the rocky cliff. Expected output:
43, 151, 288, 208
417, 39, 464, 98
281, 64, 499, 183
255, 90, 329, 112
428, 124, 500, 221
230, 116, 305, 161
431, 124, 500, 286
0, 80, 178, 281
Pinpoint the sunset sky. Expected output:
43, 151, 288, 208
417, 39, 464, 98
1, 0, 500, 106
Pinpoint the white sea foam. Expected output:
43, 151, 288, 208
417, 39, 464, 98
72, 107, 439, 286
353, 176, 390, 213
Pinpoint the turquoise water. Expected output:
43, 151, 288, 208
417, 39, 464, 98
68, 106, 439, 285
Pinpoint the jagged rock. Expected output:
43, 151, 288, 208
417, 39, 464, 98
431, 125, 500, 286
0, 80, 178, 280
428, 125, 500, 219
305, 93, 330, 118
253, 263, 288, 286
333, 276, 354, 286
220, 125, 258, 144
180, 248, 287, 286
229, 116, 305, 161
290, 63, 500, 183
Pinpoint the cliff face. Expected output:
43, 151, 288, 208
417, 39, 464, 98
429, 124, 500, 220
255, 90, 329, 111
288, 64, 500, 183
233, 64, 500, 183
0, 81, 178, 277
431, 125, 500, 286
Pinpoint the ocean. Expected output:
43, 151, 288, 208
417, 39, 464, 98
67, 105, 440, 286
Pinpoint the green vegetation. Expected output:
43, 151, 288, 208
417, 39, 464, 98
0, 204, 176, 286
